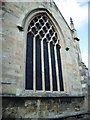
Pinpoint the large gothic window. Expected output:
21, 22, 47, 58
25, 13, 64, 92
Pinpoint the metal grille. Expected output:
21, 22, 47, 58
26, 13, 64, 92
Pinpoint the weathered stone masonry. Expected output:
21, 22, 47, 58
1, 0, 89, 119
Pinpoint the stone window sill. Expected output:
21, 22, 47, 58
1, 91, 85, 98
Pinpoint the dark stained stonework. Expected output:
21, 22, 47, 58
2, 96, 88, 119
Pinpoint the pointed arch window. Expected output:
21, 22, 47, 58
25, 13, 64, 92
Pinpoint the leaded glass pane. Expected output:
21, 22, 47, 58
50, 42, 57, 91
36, 36, 42, 90
43, 40, 50, 91
26, 32, 33, 90
56, 45, 64, 91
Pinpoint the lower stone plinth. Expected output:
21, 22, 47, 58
1, 96, 88, 119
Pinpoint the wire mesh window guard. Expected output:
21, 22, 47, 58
25, 13, 64, 92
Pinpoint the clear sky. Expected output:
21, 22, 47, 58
54, 0, 88, 68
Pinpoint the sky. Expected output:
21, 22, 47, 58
53, 0, 89, 69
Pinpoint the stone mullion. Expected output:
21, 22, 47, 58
33, 36, 36, 91
48, 42, 53, 92
41, 40, 45, 91
54, 45, 60, 91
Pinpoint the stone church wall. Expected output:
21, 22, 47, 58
1, 1, 82, 96
1, 1, 89, 119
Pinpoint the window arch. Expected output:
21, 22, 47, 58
25, 12, 64, 92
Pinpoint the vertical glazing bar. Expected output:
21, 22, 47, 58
33, 37, 36, 91
41, 40, 45, 91
48, 42, 53, 91
54, 45, 60, 91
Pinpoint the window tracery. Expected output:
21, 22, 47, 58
25, 13, 64, 92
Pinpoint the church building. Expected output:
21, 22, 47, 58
1, 0, 89, 119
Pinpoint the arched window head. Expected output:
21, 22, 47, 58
25, 12, 64, 92
27, 13, 58, 44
